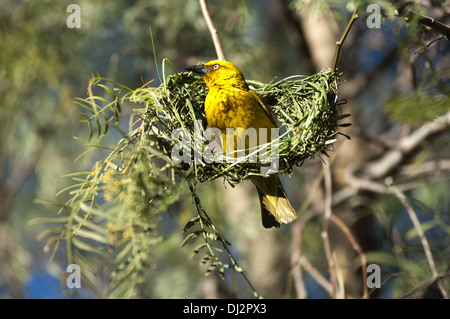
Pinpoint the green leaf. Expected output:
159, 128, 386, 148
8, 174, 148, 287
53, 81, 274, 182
201, 254, 211, 265
180, 232, 198, 247
190, 243, 208, 258
71, 237, 105, 255
405, 220, 436, 241
360, 251, 398, 267
72, 227, 109, 244
114, 241, 133, 264
98, 84, 117, 100
384, 89, 450, 124
28, 216, 69, 225
183, 216, 201, 232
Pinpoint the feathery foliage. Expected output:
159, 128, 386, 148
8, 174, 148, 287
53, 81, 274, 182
35, 61, 347, 297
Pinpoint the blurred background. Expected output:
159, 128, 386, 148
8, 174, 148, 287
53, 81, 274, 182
0, 0, 449, 298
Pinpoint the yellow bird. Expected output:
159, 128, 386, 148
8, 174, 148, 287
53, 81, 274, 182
186, 60, 296, 228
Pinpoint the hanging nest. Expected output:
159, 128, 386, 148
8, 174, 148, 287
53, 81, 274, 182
135, 70, 349, 184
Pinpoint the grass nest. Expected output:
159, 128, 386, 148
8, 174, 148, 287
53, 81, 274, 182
36, 67, 349, 298
135, 69, 349, 184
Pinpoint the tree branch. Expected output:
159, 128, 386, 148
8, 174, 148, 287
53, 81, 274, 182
332, 6, 358, 74
365, 110, 450, 179
199, 0, 226, 61
321, 158, 343, 298
290, 211, 309, 298
330, 214, 369, 299
299, 255, 334, 295
390, 0, 450, 40
413, 35, 446, 54
346, 166, 448, 298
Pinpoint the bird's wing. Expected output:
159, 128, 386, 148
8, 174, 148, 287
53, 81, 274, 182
250, 91, 277, 127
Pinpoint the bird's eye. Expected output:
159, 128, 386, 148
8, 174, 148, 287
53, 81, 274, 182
213, 64, 220, 70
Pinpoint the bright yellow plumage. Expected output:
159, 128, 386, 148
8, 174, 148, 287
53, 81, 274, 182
186, 60, 297, 228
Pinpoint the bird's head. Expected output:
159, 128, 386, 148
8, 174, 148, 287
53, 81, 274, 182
186, 60, 248, 90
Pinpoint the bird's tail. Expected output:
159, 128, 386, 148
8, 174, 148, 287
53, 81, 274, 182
250, 175, 297, 228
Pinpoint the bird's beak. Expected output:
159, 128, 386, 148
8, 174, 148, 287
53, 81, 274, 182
185, 64, 209, 75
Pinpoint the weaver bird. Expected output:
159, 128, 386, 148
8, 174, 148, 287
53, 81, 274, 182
186, 60, 296, 228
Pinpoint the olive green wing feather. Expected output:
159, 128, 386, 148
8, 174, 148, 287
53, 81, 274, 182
250, 91, 277, 127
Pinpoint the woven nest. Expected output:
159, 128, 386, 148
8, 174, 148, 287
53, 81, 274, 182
138, 71, 348, 183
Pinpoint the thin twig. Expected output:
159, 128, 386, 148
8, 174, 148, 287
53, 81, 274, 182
290, 218, 307, 298
413, 35, 445, 54
346, 167, 449, 299
199, 0, 226, 61
290, 215, 334, 297
290, 210, 317, 299
330, 214, 369, 299
398, 159, 450, 177
332, 6, 358, 74
188, 183, 259, 297
321, 158, 340, 298
389, 187, 448, 299
391, 0, 450, 40
399, 270, 450, 299
299, 256, 334, 295
290, 169, 329, 299
366, 110, 450, 179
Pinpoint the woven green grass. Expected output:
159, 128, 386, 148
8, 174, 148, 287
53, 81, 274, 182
136, 70, 348, 184
34, 65, 349, 298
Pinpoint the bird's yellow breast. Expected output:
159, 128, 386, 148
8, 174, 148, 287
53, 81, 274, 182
205, 87, 275, 131
205, 86, 276, 155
